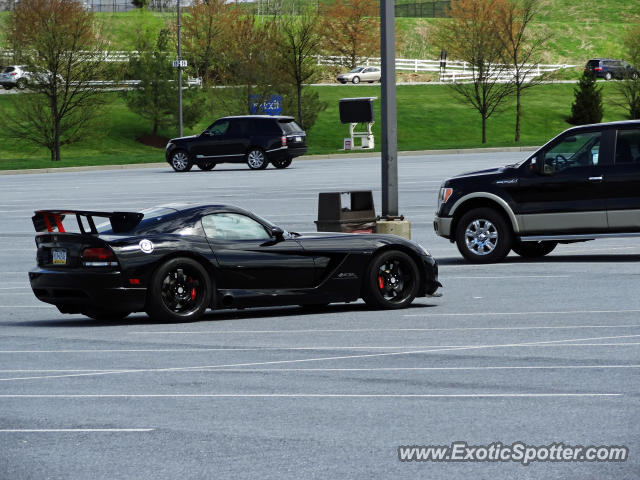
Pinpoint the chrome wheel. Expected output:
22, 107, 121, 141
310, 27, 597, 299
171, 151, 192, 172
247, 149, 267, 169
464, 219, 498, 256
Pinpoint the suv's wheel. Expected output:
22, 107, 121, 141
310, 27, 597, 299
16, 78, 27, 90
146, 257, 211, 323
455, 208, 513, 263
272, 157, 292, 169
512, 241, 557, 258
2, 85, 12, 90
362, 250, 420, 309
246, 148, 268, 170
352, 76, 360, 84
170, 150, 193, 172
604, 72, 612, 81
198, 161, 216, 171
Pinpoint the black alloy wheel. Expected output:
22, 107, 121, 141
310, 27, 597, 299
362, 250, 420, 309
146, 257, 211, 322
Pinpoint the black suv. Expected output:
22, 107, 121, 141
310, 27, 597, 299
584, 59, 639, 81
165, 115, 307, 172
434, 121, 640, 263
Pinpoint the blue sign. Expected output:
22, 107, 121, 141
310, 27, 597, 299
250, 94, 283, 116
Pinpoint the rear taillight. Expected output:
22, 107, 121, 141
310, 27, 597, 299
594, 67, 603, 71
281, 136, 287, 146
10, 72, 17, 76
82, 247, 118, 267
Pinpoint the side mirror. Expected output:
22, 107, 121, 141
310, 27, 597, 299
270, 226, 285, 241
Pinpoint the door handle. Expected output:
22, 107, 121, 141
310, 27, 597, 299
588, 176, 603, 182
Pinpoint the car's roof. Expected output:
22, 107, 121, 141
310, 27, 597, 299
567, 120, 640, 131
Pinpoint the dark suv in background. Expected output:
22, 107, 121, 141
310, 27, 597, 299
165, 115, 307, 172
584, 59, 639, 80
434, 120, 640, 263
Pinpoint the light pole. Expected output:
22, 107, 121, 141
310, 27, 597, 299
380, 0, 398, 218
177, 0, 183, 137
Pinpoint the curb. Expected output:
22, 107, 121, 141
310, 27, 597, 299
0, 146, 538, 176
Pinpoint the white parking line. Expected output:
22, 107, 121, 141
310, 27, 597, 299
0, 394, 621, 399
0, 428, 154, 432
0, 334, 638, 382
445, 275, 570, 279
129, 325, 640, 335
403, 309, 640, 317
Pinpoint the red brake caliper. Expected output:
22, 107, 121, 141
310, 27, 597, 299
378, 276, 384, 289
188, 277, 197, 300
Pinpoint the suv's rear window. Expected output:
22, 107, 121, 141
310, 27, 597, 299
279, 120, 303, 134
2, 66, 15, 73
586, 60, 600, 68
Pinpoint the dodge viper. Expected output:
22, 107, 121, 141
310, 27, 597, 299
29, 204, 441, 322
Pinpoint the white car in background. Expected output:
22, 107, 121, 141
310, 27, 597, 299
336, 66, 381, 84
0, 65, 60, 90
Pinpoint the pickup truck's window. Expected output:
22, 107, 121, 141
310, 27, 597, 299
615, 129, 640, 164
543, 131, 601, 174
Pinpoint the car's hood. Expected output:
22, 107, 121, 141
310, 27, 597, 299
452, 165, 516, 179
169, 135, 198, 142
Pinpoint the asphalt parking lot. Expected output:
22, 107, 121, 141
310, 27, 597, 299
1, 153, 639, 479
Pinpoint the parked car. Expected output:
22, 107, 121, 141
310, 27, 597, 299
584, 59, 639, 80
165, 115, 307, 172
336, 66, 381, 84
434, 120, 640, 263
29, 204, 441, 322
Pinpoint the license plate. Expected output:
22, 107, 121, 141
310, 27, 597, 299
52, 248, 67, 265
295, 136, 302, 142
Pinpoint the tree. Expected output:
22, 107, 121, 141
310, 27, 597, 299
320, 0, 379, 68
495, 0, 548, 142
569, 71, 603, 125
181, 0, 234, 86
434, 0, 515, 143
613, 26, 640, 119
2, 0, 109, 162
271, 10, 327, 129
123, 29, 205, 135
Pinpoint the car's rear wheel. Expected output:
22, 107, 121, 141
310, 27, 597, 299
246, 148, 268, 170
170, 150, 193, 172
198, 161, 216, 171
455, 208, 513, 263
81, 308, 131, 321
604, 72, 612, 80
146, 257, 211, 323
272, 157, 292, 169
362, 250, 420, 309
512, 241, 557, 258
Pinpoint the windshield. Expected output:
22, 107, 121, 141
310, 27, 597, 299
349, 67, 364, 73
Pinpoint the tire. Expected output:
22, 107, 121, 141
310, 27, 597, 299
2, 85, 12, 90
198, 161, 216, 171
455, 207, 513, 263
512, 241, 557, 258
362, 250, 420, 309
16, 78, 27, 90
352, 76, 360, 84
272, 157, 292, 169
170, 150, 193, 172
82, 308, 130, 321
246, 148, 268, 170
604, 72, 612, 81
146, 257, 212, 323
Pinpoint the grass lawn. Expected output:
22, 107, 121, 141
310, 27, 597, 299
0, 82, 631, 170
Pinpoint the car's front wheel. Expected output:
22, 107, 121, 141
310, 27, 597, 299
362, 250, 420, 309
512, 241, 557, 258
198, 161, 216, 171
352, 76, 360, 84
170, 150, 193, 172
146, 257, 212, 323
246, 148, 268, 170
272, 157, 292, 169
455, 208, 513, 263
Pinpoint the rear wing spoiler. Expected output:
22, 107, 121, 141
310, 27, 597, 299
32, 210, 144, 234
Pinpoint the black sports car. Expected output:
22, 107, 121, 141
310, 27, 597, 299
29, 204, 441, 322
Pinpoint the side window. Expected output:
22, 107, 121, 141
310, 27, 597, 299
206, 120, 230, 136
201, 213, 270, 241
542, 131, 601, 175
615, 129, 640, 165
227, 119, 248, 137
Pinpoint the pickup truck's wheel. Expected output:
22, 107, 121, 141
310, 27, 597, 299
146, 257, 211, 323
246, 148, 268, 170
455, 208, 513, 263
512, 241, 557, 258
170, 150, 193, 172
362, 250, 420, 309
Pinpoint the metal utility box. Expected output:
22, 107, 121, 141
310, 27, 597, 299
315, 191, 376, 233
339, 97, 376, 150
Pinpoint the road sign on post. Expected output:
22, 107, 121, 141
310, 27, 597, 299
172, 60, 187, 68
